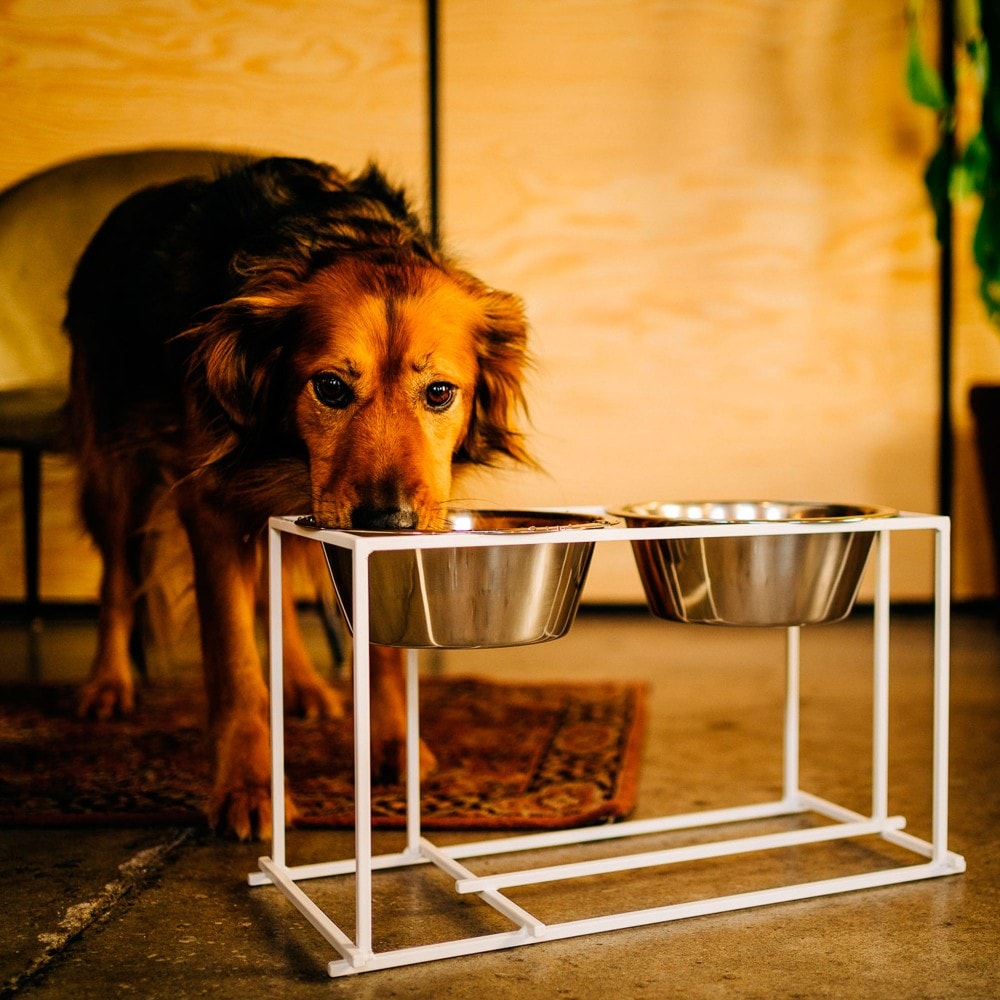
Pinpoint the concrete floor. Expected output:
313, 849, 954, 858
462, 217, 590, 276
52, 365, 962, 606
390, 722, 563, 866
2, 604, 998, 998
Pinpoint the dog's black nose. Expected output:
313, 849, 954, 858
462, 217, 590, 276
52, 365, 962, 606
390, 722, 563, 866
350, 505, 418, 530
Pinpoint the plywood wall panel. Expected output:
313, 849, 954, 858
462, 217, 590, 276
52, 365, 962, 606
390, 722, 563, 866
0, 0, 427, 191
0, 0, 426, 599
0, 0, 994, 606
441, 0, 944, 600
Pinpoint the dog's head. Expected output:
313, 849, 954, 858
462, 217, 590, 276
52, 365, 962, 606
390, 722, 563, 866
186, 247, 531, 531
288, 256, 530, 529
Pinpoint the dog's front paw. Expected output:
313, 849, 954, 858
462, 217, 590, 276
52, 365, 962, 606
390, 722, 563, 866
283, 674, 345, 722
208, 784, 298, 842
371, 734, 438, 786
209, 711, 296, 840
76, 671, 135, 720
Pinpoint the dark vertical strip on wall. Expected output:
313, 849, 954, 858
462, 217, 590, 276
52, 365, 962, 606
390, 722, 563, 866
426, 0, 441, 247
938, 0, 955, 517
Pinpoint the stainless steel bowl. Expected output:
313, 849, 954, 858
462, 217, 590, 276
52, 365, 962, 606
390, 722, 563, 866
321, 509, 616, 648
608, 501, 897, 627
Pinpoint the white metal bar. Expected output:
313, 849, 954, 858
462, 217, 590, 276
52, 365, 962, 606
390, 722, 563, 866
793, 791, 957, 873
779, 791, 959, 868
452, 817, 907, 895
258, 857, 362, 966
524, 860, 960, 943
438, 799, 805, 863
249, 800, 805, 887
406, 649, 422, 855
328, 929, 533, 978
270, 511, 951, 555
784, 626, 800, 800
266, 524, 286, 867
351, 542, 374, 965
878, 826, 965, 870
418, 838, 546, 934
932, 522, 952, 863
797, 790, 876, 825
250, 850, 425, 887
324, 860, 958, 977
872, 529, 891, 821
250, 511, 965, 979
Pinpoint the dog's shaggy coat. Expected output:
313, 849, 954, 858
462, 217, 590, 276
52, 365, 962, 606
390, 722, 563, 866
66, 156, 530, 838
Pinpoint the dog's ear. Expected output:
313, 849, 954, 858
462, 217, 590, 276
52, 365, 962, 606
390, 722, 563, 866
456, 285, 534, 468
181, 284, 303, 463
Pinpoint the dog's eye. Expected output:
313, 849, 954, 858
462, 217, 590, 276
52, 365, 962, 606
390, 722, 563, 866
425, 382, 456, 411
312, 374, 354, 409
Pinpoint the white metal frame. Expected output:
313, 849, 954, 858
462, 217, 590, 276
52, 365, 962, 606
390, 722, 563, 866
249, 511, 966, 978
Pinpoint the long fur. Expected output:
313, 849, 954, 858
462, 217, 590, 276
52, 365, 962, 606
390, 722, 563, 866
66, 156, 531, 838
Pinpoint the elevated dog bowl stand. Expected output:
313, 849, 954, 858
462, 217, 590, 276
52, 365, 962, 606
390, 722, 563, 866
249, 511, 966, 978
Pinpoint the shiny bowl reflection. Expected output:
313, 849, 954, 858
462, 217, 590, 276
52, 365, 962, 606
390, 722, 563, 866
608, 501, 897, 627
321, 509, 616, 648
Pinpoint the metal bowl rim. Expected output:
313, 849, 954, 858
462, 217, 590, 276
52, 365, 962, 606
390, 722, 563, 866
299, 509, 620, 536
606, 500, 898, 525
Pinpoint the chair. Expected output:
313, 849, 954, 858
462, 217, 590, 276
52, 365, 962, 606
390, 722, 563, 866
0, 148, 251, 620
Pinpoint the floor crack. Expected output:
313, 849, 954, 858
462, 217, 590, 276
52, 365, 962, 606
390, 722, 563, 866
1, 827, 196, 996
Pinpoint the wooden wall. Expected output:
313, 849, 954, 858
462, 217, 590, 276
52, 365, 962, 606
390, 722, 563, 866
0, 0, 996, 605
0, 0, 427, 602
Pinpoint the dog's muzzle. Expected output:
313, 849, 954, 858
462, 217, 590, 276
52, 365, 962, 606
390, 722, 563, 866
350, 504, 418, 530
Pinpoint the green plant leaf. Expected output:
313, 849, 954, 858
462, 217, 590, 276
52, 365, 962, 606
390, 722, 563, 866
906, 21, 948, 109
953, 129, 990, 197
925, 141, 953, 243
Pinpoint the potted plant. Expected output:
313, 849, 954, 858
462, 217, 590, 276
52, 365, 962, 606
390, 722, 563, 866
907, 0, 1000, 603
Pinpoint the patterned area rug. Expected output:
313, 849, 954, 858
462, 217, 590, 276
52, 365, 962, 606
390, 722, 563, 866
0, 677, 646, 831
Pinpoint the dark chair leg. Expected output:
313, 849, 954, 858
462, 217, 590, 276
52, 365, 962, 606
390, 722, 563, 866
20, 446, 42, 624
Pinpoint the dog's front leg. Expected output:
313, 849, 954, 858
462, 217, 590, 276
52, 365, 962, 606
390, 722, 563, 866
279, 568, 345, 720
76, 464, 141, 720
369, 644, 438, 784
76, 528, 138, 719
177, 492, 285, 840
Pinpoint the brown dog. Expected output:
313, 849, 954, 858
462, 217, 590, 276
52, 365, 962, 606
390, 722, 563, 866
65, 156, 531, 839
